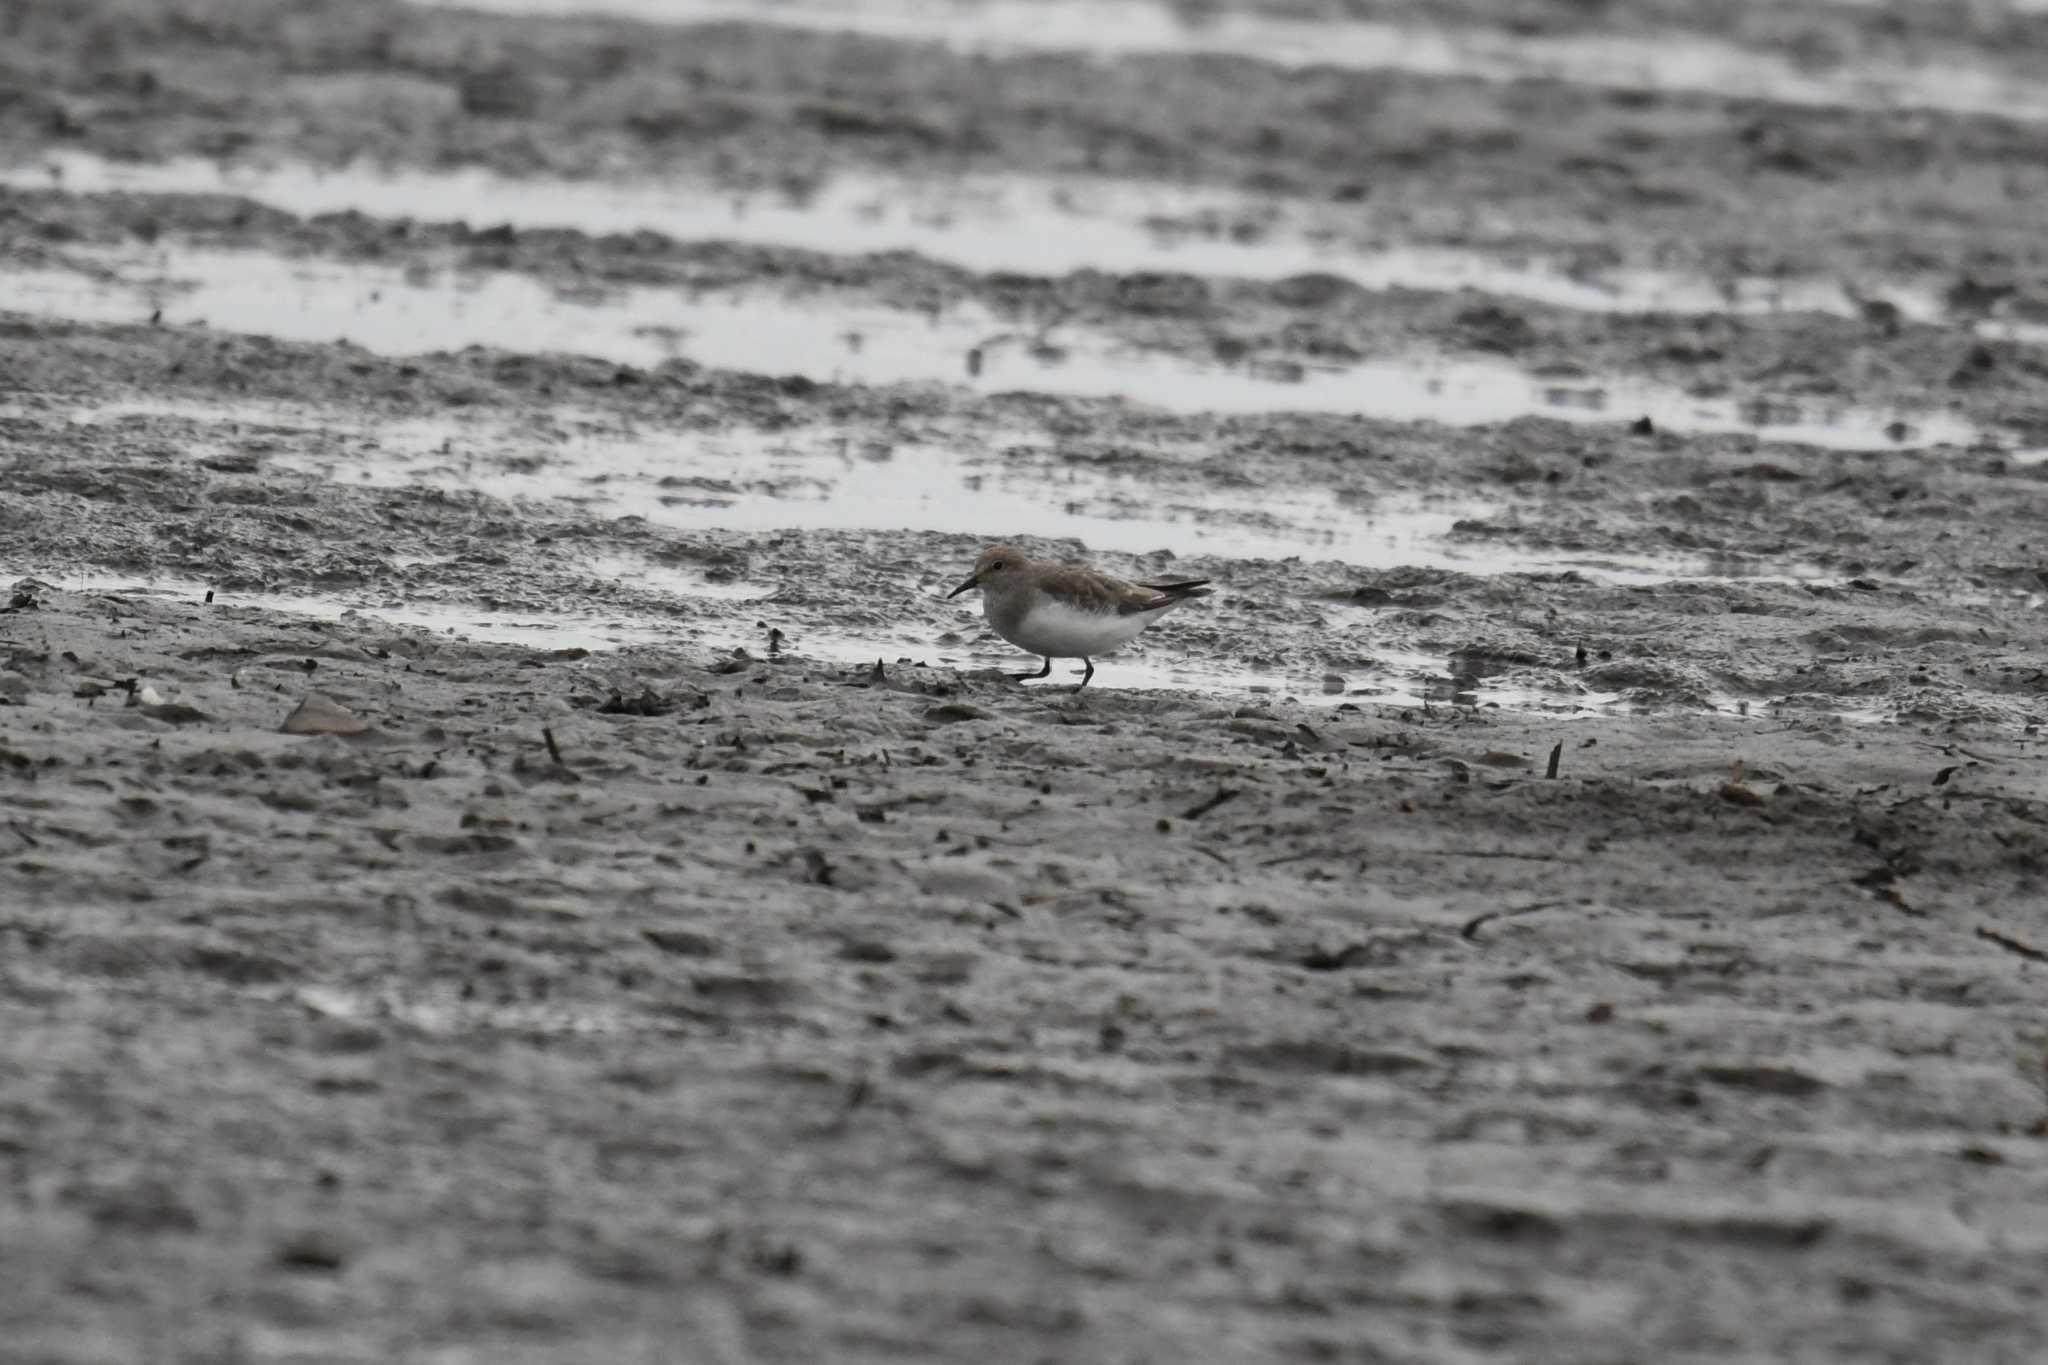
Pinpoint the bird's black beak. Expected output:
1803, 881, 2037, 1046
945, 570, 981, 599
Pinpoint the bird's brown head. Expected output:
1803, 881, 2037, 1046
947, 545, 1025, 599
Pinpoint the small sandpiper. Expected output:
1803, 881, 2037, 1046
946, 544, 1213, 688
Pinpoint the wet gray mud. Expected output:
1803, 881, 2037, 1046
7, 2, 2048, 1362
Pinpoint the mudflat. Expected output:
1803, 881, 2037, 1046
5, 1, 2048, 1360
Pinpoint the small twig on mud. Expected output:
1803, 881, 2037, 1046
9, 821, 38, 849
1546, 742, 1563, 780
1181, 787, 1241, 820
1193, 845, 1233, 868
1868, 885, 1924, 917
1891, 790, 2048, 818
543, 727, 567, 765
813, 1074, 877, 1138
1026, 885, 1140, 912
1932, 743, 2048, 764
1977, 926, 2048, 964
1428, 849, 1568, 862
1261, 845, 1562, 869
1259, 847, 1334, 868
1462, 900, 1570, 942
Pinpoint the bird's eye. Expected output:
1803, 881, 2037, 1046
989, 560, 1005, 571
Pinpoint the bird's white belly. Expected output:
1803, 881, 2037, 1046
995, 598, 1162, 658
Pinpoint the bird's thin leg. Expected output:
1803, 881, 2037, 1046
1011, 657, 1053, 683
1076, 658, 1094, 690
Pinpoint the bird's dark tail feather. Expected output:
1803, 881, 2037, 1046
1140, 578, 1214, 600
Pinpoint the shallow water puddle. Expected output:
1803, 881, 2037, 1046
11, 566, 1881, 718
408, 0, 2048, 124
9, 151, 2025, 342
1, 252, 995, 391
356, 418, 1845, 584
897, 639, 1687, 717
14, 392, 1481, 564
23, 567, 1608, 709
334, 418, 1488, 565
19, 393, 1844, 584
10, 564, 752, 653
1, 248, 1989, 449
801, 631, 1503, 710
506, 451, 1456, 564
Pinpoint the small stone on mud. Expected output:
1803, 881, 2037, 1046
459, 67, 542, 118
281, 692, 371, 735
88, 1180, 201, 1234
142, 703, 210, 725
274, 1230, 350, 1273
917, 864, 1011, 901
1301, 943, 1374, 971
596, 687, 692, 716
642, 928, 718, 957
914, 952, 980, 986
